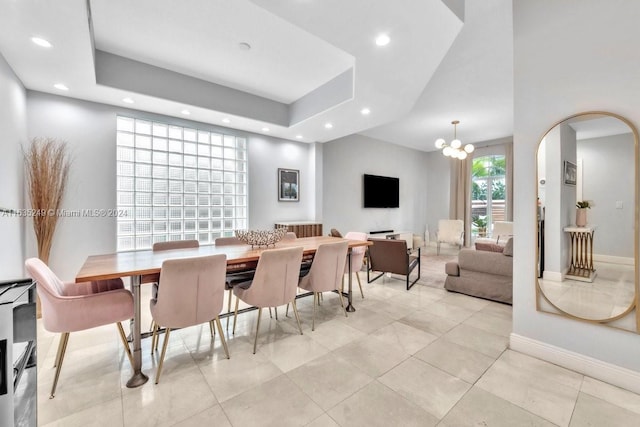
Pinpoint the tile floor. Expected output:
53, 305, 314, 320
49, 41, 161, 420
34, 248, 640, 426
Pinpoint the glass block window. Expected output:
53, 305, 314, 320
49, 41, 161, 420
116, 116, 248, 251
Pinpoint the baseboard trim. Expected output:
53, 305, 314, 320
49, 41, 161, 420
542, 270, 564, 282
510, 333, 640, 394
593, 254, 634, 265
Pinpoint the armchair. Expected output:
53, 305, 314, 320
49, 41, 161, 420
366, 238, 421, 290
436, 219, 464, 255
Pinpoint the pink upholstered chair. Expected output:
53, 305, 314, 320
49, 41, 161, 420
343, 231, 367, 298
24, 258, 133, 398
148, 240, 200, 333
214, 236, 256, 329
283, 231, 297, 240
150, 254, 229, 384
232, 246, 304, 353
298, 241, 349, 330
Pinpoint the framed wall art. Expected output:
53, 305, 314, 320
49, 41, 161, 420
278, 168, 299, 201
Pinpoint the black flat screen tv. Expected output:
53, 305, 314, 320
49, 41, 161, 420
363, 174, 399, 208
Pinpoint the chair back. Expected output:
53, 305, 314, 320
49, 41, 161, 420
214, 236, 243, 246
330, 228, 343, 238
25, 258, 132, 333
367, 238, 409, 275
239, 246, 303, 308
301, 241, 348, 293
153, 240, 199, 251
492, 221, 513, 244
153, 254, 227, 328
437, 219, 464, 245
283, 232, 297, 240
344, 231, 367, 273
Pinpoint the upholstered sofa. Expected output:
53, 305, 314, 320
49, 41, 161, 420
444, 238, 513, 304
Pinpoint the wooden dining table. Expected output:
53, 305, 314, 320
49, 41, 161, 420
75, 236, 371, 388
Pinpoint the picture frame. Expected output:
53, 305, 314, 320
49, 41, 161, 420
278, 168, 299, 202
564, 160, 577, 185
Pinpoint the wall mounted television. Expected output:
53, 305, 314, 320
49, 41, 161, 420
363, 174, 399, 208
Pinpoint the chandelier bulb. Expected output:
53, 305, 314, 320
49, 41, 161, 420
464, 144, 475, 153
435, 138, 445, 149
442, 146, 453, 157
451, 139, 461, 149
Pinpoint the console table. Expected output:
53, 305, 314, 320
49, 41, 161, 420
563, 225, 597, 282
274, 221, 323, 238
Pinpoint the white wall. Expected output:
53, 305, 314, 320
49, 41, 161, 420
322, 134, 428, 236
0, 54, 27, 280
27, 91, 316, 280
578, 133, 635, 258
513, 0, 640, 373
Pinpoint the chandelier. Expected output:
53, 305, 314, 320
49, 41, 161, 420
435, 120, 475, 159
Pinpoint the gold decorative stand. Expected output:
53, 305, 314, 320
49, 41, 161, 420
563, 225, 597, 282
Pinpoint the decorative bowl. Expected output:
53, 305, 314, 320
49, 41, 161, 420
235, 228, 288, 247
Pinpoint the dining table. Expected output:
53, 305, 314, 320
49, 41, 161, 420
75, 236, 371, 388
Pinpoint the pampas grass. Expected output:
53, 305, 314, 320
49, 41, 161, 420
24, 137, 70, 264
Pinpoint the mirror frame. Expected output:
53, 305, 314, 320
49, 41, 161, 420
535, 111, 640, 332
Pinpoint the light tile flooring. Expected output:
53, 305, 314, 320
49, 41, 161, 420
35, 251, 640, 426
538, 261, 635, 320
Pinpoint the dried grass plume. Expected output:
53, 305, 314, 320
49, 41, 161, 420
24, 137, 71, 264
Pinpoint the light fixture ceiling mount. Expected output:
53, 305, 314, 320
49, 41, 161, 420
435, 120, 474, 159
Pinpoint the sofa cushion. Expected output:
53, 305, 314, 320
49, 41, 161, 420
503, 237, 513, 257
458, 248, 512, 277
475, 242, 504, 253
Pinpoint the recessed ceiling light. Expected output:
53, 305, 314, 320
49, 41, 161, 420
324, 123, 333, 129
31, 37, 52, 48
53, 83, 69, 91
361, 108, 371, 115
181, 109, 191, 115
296, 135, 303, 139
375, 34, 390, 46
122, 97, 134, 104
238, 42, 251, 51
262, 127, 270, 132
222, 118, 231, 124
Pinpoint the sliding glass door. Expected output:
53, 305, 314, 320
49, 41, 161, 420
471, 155, 506, 238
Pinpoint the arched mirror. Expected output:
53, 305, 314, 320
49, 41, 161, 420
536, 112, 640, 332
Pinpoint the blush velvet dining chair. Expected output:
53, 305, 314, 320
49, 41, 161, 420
150, 254, 230, 384
24, 258, 134, 398
231, 246, 304, 354
298, 241, 349, 331
343, 231, 367, 298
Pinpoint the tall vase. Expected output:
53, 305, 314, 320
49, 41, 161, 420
576, 208, 587, 227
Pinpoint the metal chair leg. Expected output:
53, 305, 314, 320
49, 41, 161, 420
291, 300, 303, 335
50, 332, 70, 398
356, 272, 364, 298
116, 322, 134, 368
209, 320, 215, 337
338, 288, 348, 318
253, 308, 263, 354
312, 292, 317, 331
226, 290, 233, 330
214, 317, 230, 359
155, 327, 171, 384
232, 297, 240, 335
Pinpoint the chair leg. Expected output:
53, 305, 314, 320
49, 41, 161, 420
50, 332, 70, 398
150, 322, 159, 353
275, 306, 278, 320
338, 287, 348, 318
214, 317, 230, 359
116, 322, 134, 368
356, 272, 364, 298
233, 297, 240, 335
437, 241, 441, 256
312, 292, 317, 331
209, 320, 215, 337
291, 300, 303, 335
269, 307, 273, 318
253, 308, 263, 354
226, 290, 233, 330
285, 303, 290, 317
155, 327, 171, 384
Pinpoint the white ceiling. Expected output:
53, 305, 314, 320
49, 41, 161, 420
0, 0, 513, 151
